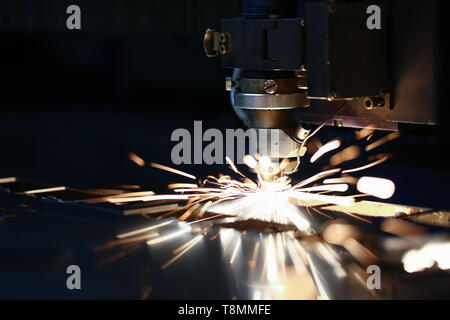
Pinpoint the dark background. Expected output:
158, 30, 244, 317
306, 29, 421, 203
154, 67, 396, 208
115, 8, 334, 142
0, 0, 449, 300
0, 0, 449, 209
0, 0, 243, 188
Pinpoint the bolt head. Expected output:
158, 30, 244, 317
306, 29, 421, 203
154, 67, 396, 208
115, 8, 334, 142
364, 97, 373, 109
219, 33, 227, 43
264, 79, 278, 94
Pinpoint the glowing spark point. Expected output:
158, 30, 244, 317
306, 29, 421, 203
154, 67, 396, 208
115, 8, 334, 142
167, 183, 198, 189
229, 238, 241, 264
117, 220, 173, 238
115, 150, 393, 236
161, 234, 204, 269
323, 176, 357, 185
259, 156, 272, 170
128, 152, 145, 167
225, 156, 239, 173
150, 162, 196, 180
266, 235, 278, 283
243, 155, 258, 169
402, 242, 450, 273
297, 184, 348, 193
24, 186, 66, 194
147, 229, 189, 246
356, 176, 395, 199
342, 155, 389, 174
310, 139, 341, 163
293, 168, 341, 189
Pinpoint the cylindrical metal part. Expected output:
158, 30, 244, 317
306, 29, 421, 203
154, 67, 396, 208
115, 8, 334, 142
252, 128, 303, 174
240, 109, 297, 129
235, 93, 309, 110
294, 123, 311, 141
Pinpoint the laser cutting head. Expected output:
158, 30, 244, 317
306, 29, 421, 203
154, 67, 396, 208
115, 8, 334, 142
205, 0, 442, 173
224, 68, 310, 174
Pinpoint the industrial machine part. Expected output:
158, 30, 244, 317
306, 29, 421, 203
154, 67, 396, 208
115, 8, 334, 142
204, 0, 443, 171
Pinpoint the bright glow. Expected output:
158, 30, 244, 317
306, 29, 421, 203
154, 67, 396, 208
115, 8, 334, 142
113, 155, 387, 234
259, 156, 272, 171
297, 184, 349, 193
322, 222, 360, 246
161, 234, 204, 269
329, 145, 360, 166
266, 235, 278, 283
117, 220, 173, 238
24, 186, 66, 194
147, 229, 189, 246
243, 155, 258, 168
323, 176, 357, 185
343, 155, 389, 174
208, 177, 311, 231
150, 162, 196, 180
0, 177, 17, 184
128, 152, 145, 166
109, 194, 191, 203
95, 125, 405, 296
167, 183, 198, 189
225, 156, 239, 173
293, 168, 341, 189
310, 139, 341, 163
230, 238, 241, 264
357, 176, 395, 199
402, 242, 450, 273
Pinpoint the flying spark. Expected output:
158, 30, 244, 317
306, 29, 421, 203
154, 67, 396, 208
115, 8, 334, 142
93, 130, 405, 299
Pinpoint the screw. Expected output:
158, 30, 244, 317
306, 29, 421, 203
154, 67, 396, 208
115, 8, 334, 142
364, 97, 373, 109
364, 96, 385, 109
225, 78, 240, 91
334, 119, 343, 127
219, 33, 227, 43
264, 79, 278, 94
225, 77, 232, 91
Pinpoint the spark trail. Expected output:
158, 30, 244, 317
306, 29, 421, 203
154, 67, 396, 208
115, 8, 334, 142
94, 129, 401, 299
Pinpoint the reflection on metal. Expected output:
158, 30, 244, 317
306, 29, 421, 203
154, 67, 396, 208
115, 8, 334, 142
0, 177, 17, 184
235, 93, 308, 110
321, 200, 428, 217
2, 176, 450, 299
24, 186, 67, 194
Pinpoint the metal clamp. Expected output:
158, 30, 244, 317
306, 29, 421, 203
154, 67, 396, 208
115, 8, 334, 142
203, 28, 231, 57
